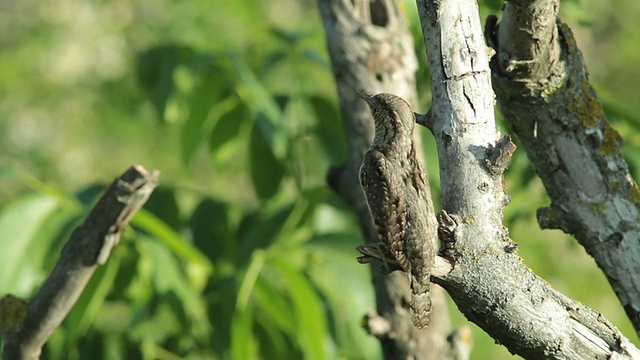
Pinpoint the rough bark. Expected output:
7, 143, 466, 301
1, 165, 159, 360
488, 0, 640, 338
317, 0, 470, 358
415, 0, 640, 358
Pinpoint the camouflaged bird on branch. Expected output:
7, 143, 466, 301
356, 93, 438, 329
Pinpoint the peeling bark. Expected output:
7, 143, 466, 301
317, 0, 468, 358
489, 0, 640, 338
415, 0, 640, 358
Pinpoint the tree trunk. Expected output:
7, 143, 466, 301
414, 0, 640, 358
488, 0, 640, 338
317, 0, 468, 358
318, 0, 640, 357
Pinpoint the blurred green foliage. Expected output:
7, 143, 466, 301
1, 0, 639, 359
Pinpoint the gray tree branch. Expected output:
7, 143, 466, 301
488, 0, 640, 338
416, 0, 640, 358
1, 165, 159, 360
317, 0, 470, 358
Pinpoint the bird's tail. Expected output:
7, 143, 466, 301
410, 278, 432, 329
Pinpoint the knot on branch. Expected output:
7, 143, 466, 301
484, 135, 516, 176
361, 311, 391, 338
0, 294, 27, 333
325, 164, 345, 195
537, 205, 578, 234
415, 109, 435, 134
437, 210, 461, 262
448, 325, 474, 360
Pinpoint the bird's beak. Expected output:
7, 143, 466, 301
357, 90, 375, 107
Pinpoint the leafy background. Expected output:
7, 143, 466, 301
1, 0, 639, 359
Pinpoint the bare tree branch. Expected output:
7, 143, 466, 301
415, 0, 640, 358
317, 0, 471, 358
2, 165, 159, 360
488, 0, 640, 338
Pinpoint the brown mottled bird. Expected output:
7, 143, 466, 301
357, 92, 436, 329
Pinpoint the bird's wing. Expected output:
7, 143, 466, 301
359, 149, 410, 272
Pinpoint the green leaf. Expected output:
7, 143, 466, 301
145, 237, 186, 294
231, 307, 257, 360
129, 297, 181, 344
131, 209, 213, 290
254, 313, 292, 359
209, 100, 249, 155
254, 275, 296, 337
270, 256, 328, 360
270, 27, 310, 44
189, 198, 230, 262
231, 54, 287, 159
306, 234, 379, 359
249, 120, 284, 200
235, 249, 266, 312
310, 96, 347, 164
270, 191, 319, 248
142, 236, 210, 337
301, 48, 330, 68
181, 69, 228, 164
137, 45, 195, 122
0, 194, 59, 295
258, 51, 288, 79
75, 183, 107, 207
32, 204, 84, 272
235, 204, 301, 262
143, 186, 181, 230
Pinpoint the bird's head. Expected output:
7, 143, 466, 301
359, 92, 415, 147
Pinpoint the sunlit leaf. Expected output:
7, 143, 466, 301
231, 307, 257, 360
132, 209, 211, 271
131, 209, 213, 287
254, 275, 296, 336
236, 249, 266, 312
270, 256, 328, 360
181, 67, 230, 164
35, 205, 84, 272
0, 194, 59, 295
